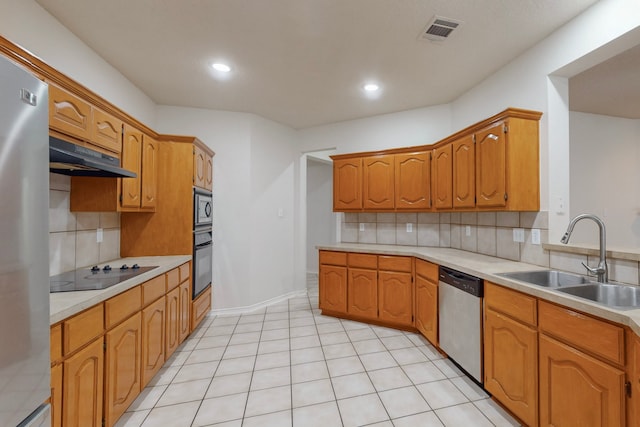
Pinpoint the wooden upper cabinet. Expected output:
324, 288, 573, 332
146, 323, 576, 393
193, 143, 213, 191
452, 134, 475, 208
141, 137, 158, 209
476, 122, 506, 207
121, 127, 143, 209
395, 152, 431, 210
432, 144, 453, 209
205, 154, 213, 191
49, 84, 91, 141
333, 158, 363, 211
91, 108, 123, 154
363, 155, 394, 210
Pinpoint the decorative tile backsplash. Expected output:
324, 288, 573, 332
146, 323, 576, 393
49, 173, 120, 275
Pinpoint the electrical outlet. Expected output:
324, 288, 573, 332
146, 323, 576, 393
359, 223, 365, 232
96, 228, 103, 243
531, 228, 541, 245
465, 225, 471, 236
406, 223, 413, 233
513, 228, 525, 243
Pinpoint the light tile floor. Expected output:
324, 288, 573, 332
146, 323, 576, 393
116, 280, 521, 427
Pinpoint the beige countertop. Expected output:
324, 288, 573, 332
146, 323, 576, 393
50, 255, 191, 325
318, 243, 640, 336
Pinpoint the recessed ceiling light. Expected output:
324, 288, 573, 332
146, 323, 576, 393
364, 83, 379, 92
212, 63, 231, 72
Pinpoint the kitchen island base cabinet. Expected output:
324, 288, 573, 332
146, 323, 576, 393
63, 338, 104, 427
105, 313, 141, 427
539, 334, 625, 427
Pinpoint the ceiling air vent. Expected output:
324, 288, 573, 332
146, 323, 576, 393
419, 16, 463, 42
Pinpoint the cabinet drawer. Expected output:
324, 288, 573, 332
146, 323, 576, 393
348, 253, 377, 269
48, 84, 91, 141
166, 268, 180, 292
142, 275, 165, 307
415, 259, 438, 282
179, 262, 190, 283
539, 301, 624, 366
50, 323, 63, 364
485, 282, 537, 326
105, 286, 141, 329
320, 251, 347, 266
192, 286, 211, 331
378, 255, 412, 273
63, 304, 104, 356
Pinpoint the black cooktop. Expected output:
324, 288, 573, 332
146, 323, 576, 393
50, 264, 158, 293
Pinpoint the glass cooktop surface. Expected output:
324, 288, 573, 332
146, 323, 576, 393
50, 265, 158, 292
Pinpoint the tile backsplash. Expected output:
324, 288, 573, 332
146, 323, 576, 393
49, 173, 120, 275
341, 211, 549, 266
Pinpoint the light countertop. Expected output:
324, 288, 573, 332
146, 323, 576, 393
50, 255, 191, 325
318, 243, 640, 336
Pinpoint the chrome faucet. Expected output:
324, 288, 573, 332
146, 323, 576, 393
560, 214, 608, 283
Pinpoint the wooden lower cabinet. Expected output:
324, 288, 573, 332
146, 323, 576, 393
166, 286, 180, 359
192, 286, 212, 331
141, 297, 166, 388
319, 264, 347, 313
179, 281, 191, 343
51, 363, 62, 427
62, 338, 104, 427
484, 308, 538, 427
414, 272, 438, 345
347, 267, 377, 320
105, 313, 142, 427
378, 270, 413, 326
539, 334, 625, 427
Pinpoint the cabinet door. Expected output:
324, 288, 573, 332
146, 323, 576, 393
48, 84, 91, 141
319, 264, 347, 313
395, 152, 431, 210
633, 336, 640, 427
179, 281, 191, 344
105, 313, 141, 427
141, 297, 166, 388
91, 108, 123, 154
166, 286, 180, 359
476, 122, 506, 207
363, 155, 394, 210
63, 338, 104, 427
141, 137, 158, 209
333, 158, 362, 210
205, 154, 213, 191
378, 271, 413, 326
452, 134, 475, 208
193, 145, 207, 189
484, 308, 538, 427
432, 144, 452, 209
539, 334, 625, 427
415, 275, 437, 345
121, 126, 143, 208
347, 267, 377, 320
51, 363, 62, 427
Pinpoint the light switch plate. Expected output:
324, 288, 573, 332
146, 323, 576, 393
513, 228, 525, 243
359, 223, 365, 232
406, 223, 413, 233
465, 225, 471, 236
531, 228, 541, 245
96, 228, 103, 243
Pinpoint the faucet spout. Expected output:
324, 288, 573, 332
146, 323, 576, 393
560, 214, 608, 283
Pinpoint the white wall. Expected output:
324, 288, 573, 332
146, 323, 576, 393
569, 112, 640, 249
306, 159, 334, 274
155, 106, 301, 309
0, 0, 156, 127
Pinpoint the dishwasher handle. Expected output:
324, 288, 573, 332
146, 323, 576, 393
439, 266, 483, 297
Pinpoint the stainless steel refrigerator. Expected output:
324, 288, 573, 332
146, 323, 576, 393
0, 55, 51, 425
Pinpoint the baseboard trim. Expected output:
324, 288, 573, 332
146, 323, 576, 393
210, 289, 309, 316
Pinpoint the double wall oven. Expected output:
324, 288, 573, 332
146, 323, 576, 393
193, 188, 213, 299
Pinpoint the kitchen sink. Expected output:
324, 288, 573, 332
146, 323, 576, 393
498, 270, 590, 288
557, 283, 640, 309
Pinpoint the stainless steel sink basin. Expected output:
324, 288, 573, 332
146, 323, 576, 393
498, 270, 590, 288
557, 283, 640, 309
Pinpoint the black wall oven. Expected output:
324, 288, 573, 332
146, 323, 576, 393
193, 187, 213, 299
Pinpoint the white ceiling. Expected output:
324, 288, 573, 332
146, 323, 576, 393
36, 0, 601, 129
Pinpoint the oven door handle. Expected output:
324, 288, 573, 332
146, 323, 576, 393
195, 241, 213, 249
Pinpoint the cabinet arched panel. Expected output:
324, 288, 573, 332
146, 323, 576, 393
333, 158, 362, 210
452, 135, 475, 208
348, 268, 377, 319
363, 155, 394, 209
432, 145, 452, 209
476, 123, 506, 207
395, 152, 431, 209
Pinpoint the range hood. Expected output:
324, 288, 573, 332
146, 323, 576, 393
49, 136, 136, 178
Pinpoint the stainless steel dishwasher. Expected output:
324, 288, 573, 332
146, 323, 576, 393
438, 266, 484, 383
